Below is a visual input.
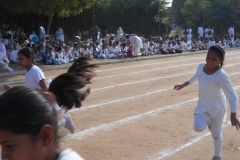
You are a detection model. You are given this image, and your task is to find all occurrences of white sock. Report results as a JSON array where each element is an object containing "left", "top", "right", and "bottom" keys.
[{"left": 58, "top": 117, "right": 67, "bottom": 127}]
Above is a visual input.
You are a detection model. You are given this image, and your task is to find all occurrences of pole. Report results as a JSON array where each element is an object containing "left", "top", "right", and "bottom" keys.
[
  {"left": 159, "top": 1, "right": 161, "bottom": 36},
  {"left": 204, "top": 0, "right": 205, "bottom": 24},
  {"left": 92, "top": 0, "right": 95, "bottom": 57}
]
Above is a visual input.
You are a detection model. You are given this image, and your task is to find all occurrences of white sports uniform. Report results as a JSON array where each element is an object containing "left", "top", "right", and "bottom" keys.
[
  {"left": 57, "top": 149, "right": 84, "bottom": 160},
  {"left": 187, "top": 63, "right": 238, "bottom": 158},
  {"left": 25, "top": 65, "right": 64, "bottom": 120}
]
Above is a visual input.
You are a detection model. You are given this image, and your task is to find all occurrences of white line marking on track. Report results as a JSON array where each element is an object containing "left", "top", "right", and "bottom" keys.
[
  {"left": 69, "top": 70, "right": 240, "bottom": 112},
  {"left": 64, "top": 98, "right": 198, "bottom": 140},
  {"left": 93, "top": 60, "right": 240, "bottom": 80},
  {"left": 69, "top": 88, "right": 171, "bottom": 112},
  {"left": 65, "top": 85, "right": 240, "bottom": 140},
  {"left": 0, "top": 54, "right": 239, "bottom": 85},
  {"left": 156, "top": 121, "right": 233, "bottom": 160},
  {"left": 95, "top": 51, "right": 238, "bottom": 73},
  {"left": 91, "top": 72, "right": 195, "bottom": 92}
]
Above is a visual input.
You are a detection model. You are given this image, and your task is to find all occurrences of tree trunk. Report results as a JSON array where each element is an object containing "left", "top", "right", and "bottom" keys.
[
  {"left": 165, "top": 23, "right": 168, "bottom": 35},
  {"left": 46, "top": 15, "right": 53, "bottom": 34}
]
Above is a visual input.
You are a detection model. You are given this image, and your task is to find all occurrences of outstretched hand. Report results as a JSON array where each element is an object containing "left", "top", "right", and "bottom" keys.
[
  {"left": 173, "top": 84, "right": 185, "bottom": 91},
  {"left": 230, "top": 113, "right": 240, "bottom": 130}
]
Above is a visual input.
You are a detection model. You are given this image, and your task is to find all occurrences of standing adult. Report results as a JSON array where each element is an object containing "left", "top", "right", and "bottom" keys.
[
  {"left": 94, "top": 25, "right": 100, "bottom": 40},
  {"left": 198, "top": 25, "right": 204, "bottom": 39},
  {"left": 186, "top": 27, "right": 192, "bottom": 43},
  {"left": 126, "top": 34, "right": 143, "bottom": 57},
  {"left": 39, "top": 23, "right": 45, "bottom": 43},
  {"left": 116, "top": 27, "right": 124, "bottom": 41},
  {"left": 228, "top": 26, "right": 234, "bottom": 43},
  {"left": 209, "top": 27, "right": 215, "bottom": 39},
  {"left": 59, "top": 27, "right": 64, "bottom": 42},
  {"left": 204, "top": 26, "right": 210, "bottom": 39},
  {"left": 55, "top": 27, "right": 61, "bottom": 41}
]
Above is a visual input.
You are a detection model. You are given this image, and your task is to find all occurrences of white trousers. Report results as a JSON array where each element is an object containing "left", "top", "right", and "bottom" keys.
[
  {"left": 133, "top": 45, "right": 139, "bottom": 56},
  {"left": 187, "top": 34, "right": 192, "bottom": 42},
  {"left": 194, "top": 106, "right": 225, "bottom": 157}
]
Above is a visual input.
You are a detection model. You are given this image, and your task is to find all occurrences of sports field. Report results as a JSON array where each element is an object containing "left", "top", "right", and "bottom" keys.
[{"left": 1, "top": 50, "right": 240, "bottom": 160}]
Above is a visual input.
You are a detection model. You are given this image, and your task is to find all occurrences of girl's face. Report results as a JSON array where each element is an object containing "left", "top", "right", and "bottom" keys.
[
  {"left": 0, "top": 130, "right": 45, "bottom": 160},
  {"left": 18, "top": 54, "right": 32, "bottom": 68},
  {"left": 206, "top": 51, "right": 223, "bottom": 69}
]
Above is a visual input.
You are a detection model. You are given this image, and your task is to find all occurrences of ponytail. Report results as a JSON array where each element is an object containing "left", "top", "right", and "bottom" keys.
[{"left": 48, "top": 57, "right": 98, "bottom": 111}]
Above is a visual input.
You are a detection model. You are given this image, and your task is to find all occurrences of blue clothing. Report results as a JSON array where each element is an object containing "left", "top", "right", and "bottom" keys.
[
  {"left": 31, "top": 34, "right": 38, "bottom": 45},
  {"left": 94, "top": 26, "right": 99, "bottom": 39},
  {"left": 55, "top": 30, "right": 61, "bottom": 40},
  {"left": 42, "top": 51, "right": 49, "bottom": 64}
]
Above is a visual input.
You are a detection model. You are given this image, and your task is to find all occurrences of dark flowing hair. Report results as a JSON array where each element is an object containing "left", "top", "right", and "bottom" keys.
[{"left": 49, "top": 57, "right": 97, "bottom": 111}]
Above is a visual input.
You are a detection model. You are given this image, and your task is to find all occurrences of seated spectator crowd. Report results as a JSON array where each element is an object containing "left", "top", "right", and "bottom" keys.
[{"left": 1, "top": 26, "right": 238, "bottom": 66}]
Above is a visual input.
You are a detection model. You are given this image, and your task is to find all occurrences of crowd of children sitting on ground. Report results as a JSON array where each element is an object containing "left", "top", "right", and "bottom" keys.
[{"left": 1, "top": 28, "right": 239, "bottom": 66}]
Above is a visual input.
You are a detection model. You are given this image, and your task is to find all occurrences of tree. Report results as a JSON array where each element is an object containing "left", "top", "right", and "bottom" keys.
[
  {"left": 0, "top": 0, "right": 93, "bottom": 33},
  {"left": 207, "top": 0, "right": 240, "bottom": 34}
]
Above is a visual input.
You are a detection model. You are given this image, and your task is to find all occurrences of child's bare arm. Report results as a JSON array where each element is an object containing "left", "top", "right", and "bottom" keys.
[
  {"left": 174, "top": 81, "right": 190, "bottom": 90},
  {"left": 230, "top": 113, "right": 240, "bottom": 130}
]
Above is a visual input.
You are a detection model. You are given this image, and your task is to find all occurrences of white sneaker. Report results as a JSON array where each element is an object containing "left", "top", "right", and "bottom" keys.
[{"left": 64, "top": 115, "right": 75, "bottom": 134}]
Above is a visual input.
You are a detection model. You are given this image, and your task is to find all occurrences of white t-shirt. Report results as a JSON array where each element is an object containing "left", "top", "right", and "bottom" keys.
[
  {"left": 57, "top": 149, "right": 84, "bottom": 160},
  {"left": 25, "top": 65, "right": 45, "bottom": 90},
  {"left": 188, "top": 63, "right": 238, "bottom": 118}
]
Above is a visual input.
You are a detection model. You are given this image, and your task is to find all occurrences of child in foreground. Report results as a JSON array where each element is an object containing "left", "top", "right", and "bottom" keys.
[
  {"left": 174, "top": 45, "right": 240, "bottom": 160},
  {"left": 0, "top": 57, "right": 97, "bottom": 159}
]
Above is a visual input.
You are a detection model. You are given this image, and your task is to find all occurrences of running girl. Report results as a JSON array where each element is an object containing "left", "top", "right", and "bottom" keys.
[
  {"left": 4, "top": 48, "right": 95, "bottom": 134},
  {"left": 174, "top": 45, "right": 240, "bottom": 160},
  {"left": 0, "top": 56, "right": 96, "bottom": 159}
]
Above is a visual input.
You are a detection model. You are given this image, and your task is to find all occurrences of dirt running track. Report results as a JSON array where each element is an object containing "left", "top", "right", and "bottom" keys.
[{"left": 1, "top": 50, "right": 240, "bottom": 160}]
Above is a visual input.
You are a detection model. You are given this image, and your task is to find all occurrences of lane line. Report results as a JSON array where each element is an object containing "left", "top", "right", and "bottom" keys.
[
  {"left": 69, "top": 70, "right": 240, "bottom": 112},
  {"left": 93, "top": 60, "right": 240, "bottom": 80},
  {"left": 69, "top": 88, "right": 171, "bottom": 112},
  {"left": 65, "top": 98, "right": 198, "bottom": 140},
  {"left": 91, "top": 72, "right": 195, "bottom": 92},
  {"left": 155, "top": 121, "right": 234, "bottom": 160},
  {"left": 0, "top": 53, "right": 239, "bottom": 86},
  {"left": 95, "top": 51, "right": 239, "bottom": 72},
  {"left": 65, "top": 85, "right": 240, "bottom": 140}
]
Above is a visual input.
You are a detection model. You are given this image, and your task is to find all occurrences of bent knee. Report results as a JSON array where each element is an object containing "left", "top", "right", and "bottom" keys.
[{"left": 194, "top": 125, "right": 206, "bottom": 132}]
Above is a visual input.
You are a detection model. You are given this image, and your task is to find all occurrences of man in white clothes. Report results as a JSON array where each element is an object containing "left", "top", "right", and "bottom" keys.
[
  {"left": 198, "top": 25, "right": 203, "bottom": 38},
  {"left": 228, "top": 26, "right": 234, "bottom": 43},
  {"left": 186, "top": 27, "right": 192, "bottom": 42},
  {"left": 209, "top": 27, "right": 214, "bottom": 38},
  {"left": 204, "top": 26, "right": 210, "bottom": 39},
  {"left": 116, "top": 27, "right": 124, "bottom": 41},
  {"left": 126, "top": 34, "right": 143, "bottom": 57},
  {"left": 39, "top": 23, "right": 45, "bottom": 43}
]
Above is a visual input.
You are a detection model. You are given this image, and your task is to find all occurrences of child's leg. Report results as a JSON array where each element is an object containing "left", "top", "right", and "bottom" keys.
[
  {"left": 0, "top": 61, "right": 14, "bottom": 74},
  {"left": 210, "top": 107, "right": 225, "bottom": 158},
  {"left": 52, "top": 101, "right": 75, "bottom": 134},
  {"left": 194, "top": 113, "right": 209, "bottom": 132}
]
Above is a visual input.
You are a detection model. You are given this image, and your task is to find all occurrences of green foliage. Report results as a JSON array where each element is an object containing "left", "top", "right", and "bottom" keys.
[
  {"left": 0, "top": 0, "right": 172, "bottom": 38},
  {"left": 172, "top": 0, "right": 240, "bottom": 34},
  {"left": 0, "top": 0, "right": 93, "bottom": 17}
]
